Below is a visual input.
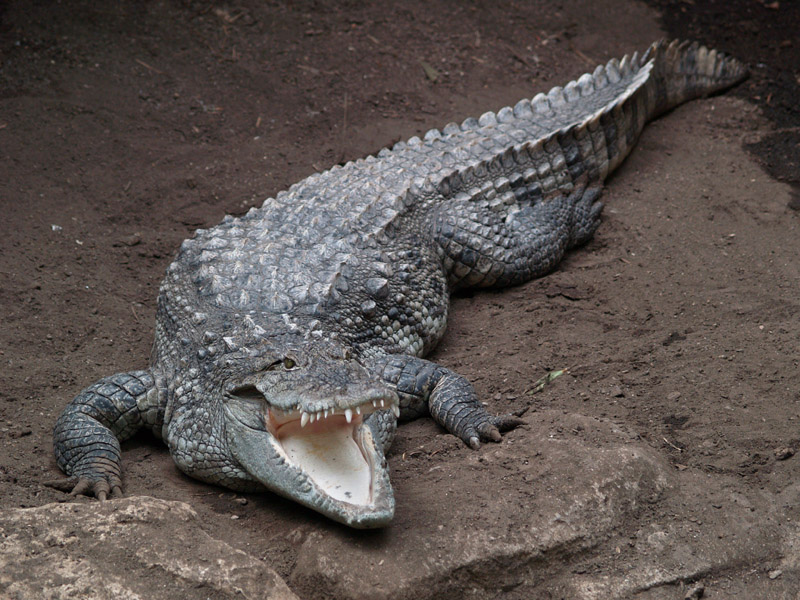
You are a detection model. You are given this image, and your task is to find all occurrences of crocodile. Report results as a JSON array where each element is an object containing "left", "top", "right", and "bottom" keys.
[{"left": 49, "top": 40, "right": 746, "bottom": 528}]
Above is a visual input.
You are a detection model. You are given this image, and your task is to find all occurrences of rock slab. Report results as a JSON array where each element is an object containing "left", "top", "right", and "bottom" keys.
[{"left": 0, "top": 496, "right": 298, "bottom": 600}]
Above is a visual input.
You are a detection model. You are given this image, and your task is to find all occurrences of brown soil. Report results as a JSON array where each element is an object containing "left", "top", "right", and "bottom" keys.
[{"left": 1, "top": 0, "right": 799, "bottom": 597}]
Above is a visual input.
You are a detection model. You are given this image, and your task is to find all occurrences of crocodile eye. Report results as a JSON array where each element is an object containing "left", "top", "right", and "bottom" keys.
[{"left": 283, "top": 357, "right": 297, "bottom": 370}]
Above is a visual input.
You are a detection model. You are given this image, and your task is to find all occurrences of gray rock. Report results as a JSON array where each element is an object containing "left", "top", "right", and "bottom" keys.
[{"left": 0, "top": 496, "right": 298, "bottom": 600}]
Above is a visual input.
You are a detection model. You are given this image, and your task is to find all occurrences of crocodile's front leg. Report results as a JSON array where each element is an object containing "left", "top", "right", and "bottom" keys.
[
  {"left": 47, "top": 370, "right": 163, "bottom": 499},
  {"left": 373, "top": 354, "right": 521, "bottom": 449}
]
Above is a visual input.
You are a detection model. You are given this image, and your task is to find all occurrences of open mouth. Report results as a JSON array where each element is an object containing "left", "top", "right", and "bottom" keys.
[
  {"left": 224, "top": 381, "right": 399, "bottom": 526},
  {"left": 267, "top": 398, "right": 400, "bottom": 506}
]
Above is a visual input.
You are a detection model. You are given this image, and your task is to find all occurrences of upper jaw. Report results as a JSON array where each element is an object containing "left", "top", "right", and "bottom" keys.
[{"left": 268, "top": 390, "right": 401, "bottom": 431}]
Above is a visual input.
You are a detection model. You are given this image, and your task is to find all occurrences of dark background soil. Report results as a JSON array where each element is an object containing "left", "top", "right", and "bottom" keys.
[
  {"left": 1, "top": 1, "right": 799, "bottom": 598},
  {"left": 648, "top": 0, "right": 800, "bottom": 204}
]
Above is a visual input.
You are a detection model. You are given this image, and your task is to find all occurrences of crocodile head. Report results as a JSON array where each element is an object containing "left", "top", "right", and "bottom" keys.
[{"left": 220, "top": 339, "right": 399, "bottom": 528}]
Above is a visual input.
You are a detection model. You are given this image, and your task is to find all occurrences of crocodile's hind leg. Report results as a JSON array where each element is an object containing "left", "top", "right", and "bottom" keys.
[
  {"left": 373, "top": 354, "right": 521, "bottom": 449},
  {"left": 47, "top": 371, "right": 163, "bottom": 499},
  {"left": 433, "top": 181, "right": 603, "bottom": 290}
]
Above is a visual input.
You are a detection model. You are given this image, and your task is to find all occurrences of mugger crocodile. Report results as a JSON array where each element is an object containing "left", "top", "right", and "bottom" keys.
[{"left": 48, "top": 40, "right": 746, "bottom": 527}]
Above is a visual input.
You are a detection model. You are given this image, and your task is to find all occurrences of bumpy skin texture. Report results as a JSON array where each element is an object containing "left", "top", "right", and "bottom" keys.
[{"left": 50, "top": 40, "right": 746, "bottom": 527}]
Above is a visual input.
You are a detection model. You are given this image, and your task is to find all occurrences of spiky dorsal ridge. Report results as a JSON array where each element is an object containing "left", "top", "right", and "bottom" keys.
[
  {"left": 277, "top": 43, "right": 646, "bottom": 202},
  {"left": 646, "top": 39, "right": 747, "bottom": 81},
  {"left": 311, "top": 39, "right": 744, "bottom": 180},
  {"left": 398, "top": 39, "right": 747, "bottom": 206},
  {"left": 197, "top": 40, "right": 746, "bottom": 240},
  {"left": 400, "top": 47, "right": 653, "bottom": 205}
]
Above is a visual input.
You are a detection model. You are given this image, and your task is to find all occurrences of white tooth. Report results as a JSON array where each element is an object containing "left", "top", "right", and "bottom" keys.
[
  {"left": 372, "top": 400, "right": 377, "bottom": 408},
  {"left": 324, "top": 409, "right": 329, "bottom": 419},
  {"left": 380, "top": 399, "right": 385, "bottom": 408},
  {"left": 345, "top": 408, "right": 353, "bottom": 423},
  {"left": 300, "top": 412, "right": 309, "bottom": 428},
  {"left": 392, "top": 404, "right": 400, "bottom": 418},
  {"left": 355, "top": 405, "right": 361, "bottom": 415}
]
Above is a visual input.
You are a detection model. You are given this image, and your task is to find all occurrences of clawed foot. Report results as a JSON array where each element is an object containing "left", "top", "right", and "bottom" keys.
[
  {"left": 464, "top": 414, "right": 524, "bottom": 450},
  {"left": 45, "top": 475, "right": 123, "bottom": 501}
]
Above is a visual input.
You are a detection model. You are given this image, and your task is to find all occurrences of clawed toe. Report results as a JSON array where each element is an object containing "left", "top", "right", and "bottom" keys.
[
  {"left": 44, "top": 475, "right": 123, "bottom": 501},
  {"left": 44, "top": 476, "right": 81, "bottom": 493},
  {"left": 493, "top": 414, "right": 524, "bottom": 432},
  {"left": 463, "top": 413, "right": 523, "bottom": 449},
  {"left": 70, "top": 478, "right": 95, "bottom": 497},
  {"left": 477, "top": 422, "right": 503, "bottom": 443}
]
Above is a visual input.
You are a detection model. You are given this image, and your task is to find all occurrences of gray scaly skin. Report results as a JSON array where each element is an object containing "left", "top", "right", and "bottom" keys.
[{"left": 49, "top": 40, "right": 746, "bottom": 527}]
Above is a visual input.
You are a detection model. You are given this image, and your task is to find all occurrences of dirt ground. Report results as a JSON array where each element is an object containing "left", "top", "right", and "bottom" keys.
[{"left": 1, "top": 0, "right": 799, "bottom": 598}]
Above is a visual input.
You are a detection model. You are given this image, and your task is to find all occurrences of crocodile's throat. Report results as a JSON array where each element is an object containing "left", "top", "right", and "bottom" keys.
[
  {"left": 268, "top": 400, "right": 399, "bottom": 505},
  {"left": 223, "top": 385, "right": 398, "bottom": 527}
]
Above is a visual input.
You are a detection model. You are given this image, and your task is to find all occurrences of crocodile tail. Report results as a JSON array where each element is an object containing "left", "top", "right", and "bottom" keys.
[
  {"left": 564, "top": 39, "right": 747, "bottom": 178},
  {"left": 645, "top": 39, "right": 748, "bottom": 116}
]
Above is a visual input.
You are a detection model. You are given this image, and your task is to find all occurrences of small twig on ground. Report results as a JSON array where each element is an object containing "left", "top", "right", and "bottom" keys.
[
  {"left": 366, "top": 33, "right": 399, "bottom": 58},
  {"left": 663, "top": 437, "right": 683, "bottom": 452},
  {"left": 525, "top": 369, "right": 568, "bottom": 395},
  {"left": 135, "top": 58, "right": 164, "bottom": 74},
  {"left": 516, "top": 368, "right": 569, "bottom": 417},
  {"left": 420, "top": 61, "right": 439, "bottom": 82},
  {"left": 567, "top": 42, "right": 597, "bottom": 67},
  {"left": 502, "top": 42, "right": 535, "bottom": 70}
]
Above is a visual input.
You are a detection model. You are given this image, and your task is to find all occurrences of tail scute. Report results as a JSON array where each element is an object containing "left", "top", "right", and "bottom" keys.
[{"left": 645, "top": 39, "right": 748, "bottom": 114}]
